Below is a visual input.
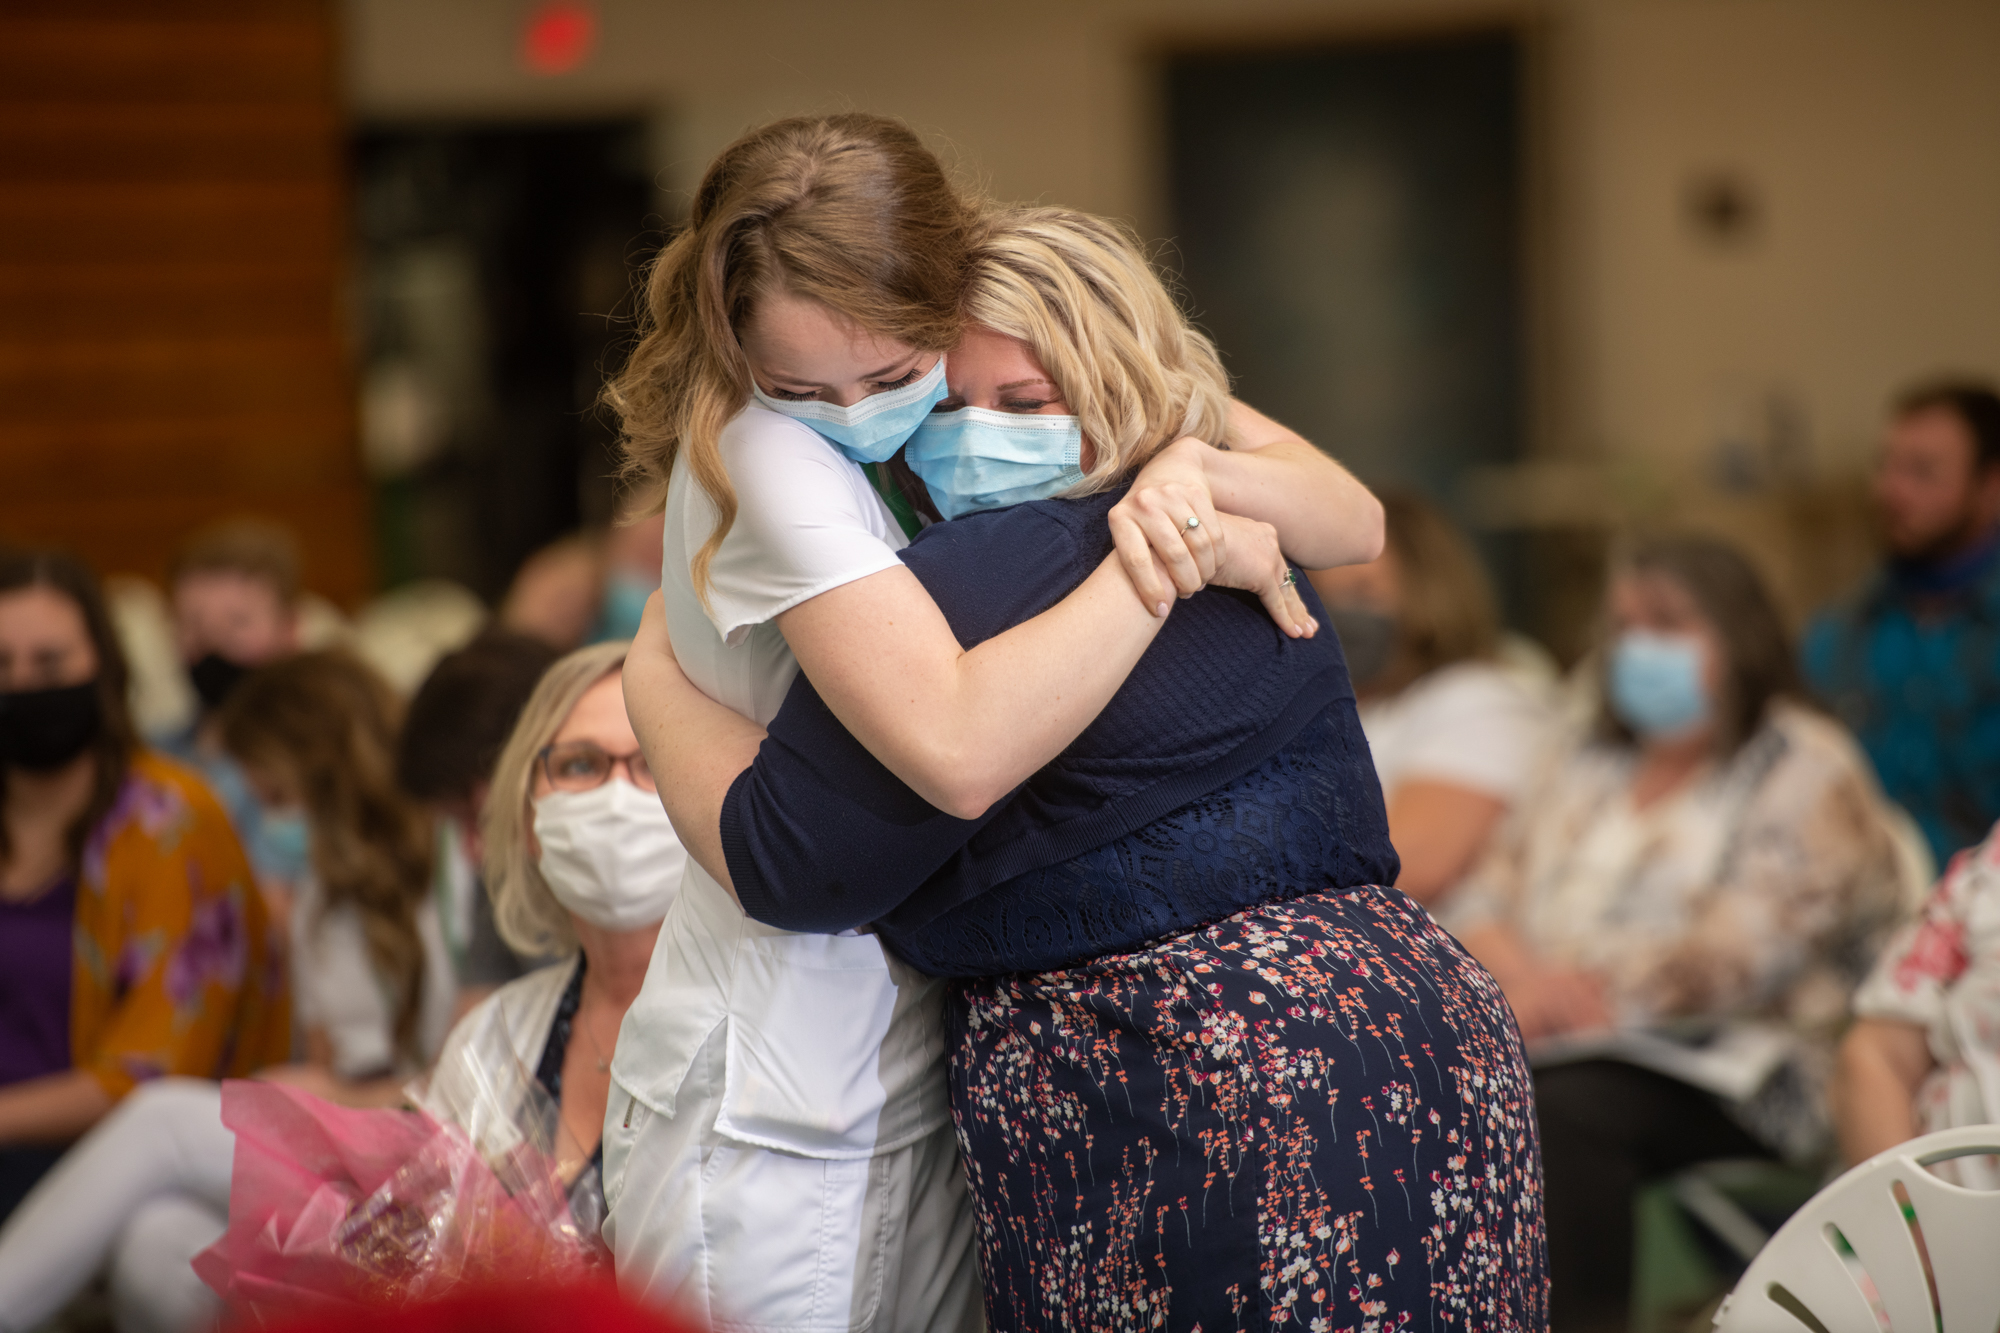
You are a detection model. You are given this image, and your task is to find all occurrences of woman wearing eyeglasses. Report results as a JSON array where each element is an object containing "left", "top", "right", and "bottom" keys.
[
  {"left": 426, "top": 640, "right": 682, "bottom": 1218},
  {"left": 0, "top": 644, "right": 679, "bottom": 1332}
]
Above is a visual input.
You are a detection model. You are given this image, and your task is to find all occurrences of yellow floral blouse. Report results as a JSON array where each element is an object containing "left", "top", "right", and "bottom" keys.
[{"left": 70, "top": 751, "right": 292, "bottom": 1099}]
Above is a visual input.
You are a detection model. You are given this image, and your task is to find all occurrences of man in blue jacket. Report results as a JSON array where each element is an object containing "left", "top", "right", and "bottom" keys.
[{"left": 1805, "top": 380, "right": 2000, "bottom": 867}]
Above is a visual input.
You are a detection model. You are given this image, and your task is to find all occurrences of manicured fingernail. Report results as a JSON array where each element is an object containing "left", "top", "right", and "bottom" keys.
[{"left": 1156, "top": 602, "right": 1171, "bottom": 617}]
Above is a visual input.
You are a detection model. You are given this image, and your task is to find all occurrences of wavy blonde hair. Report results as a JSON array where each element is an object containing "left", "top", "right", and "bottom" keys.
[
  {"left": 605, "top": 114, "right": 979, "bottom": 602},
  {"left": 479, "top": 640, "right": 628, "bottom": 958},
  {"left": 217, "top": 650, "right": 431, "bottom": 1060},
  {"left": 962, "top": 207, "right": 1233, "bottom": 489}
]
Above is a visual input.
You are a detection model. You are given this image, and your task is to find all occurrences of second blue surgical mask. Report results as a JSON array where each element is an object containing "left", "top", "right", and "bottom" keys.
[
  {"left": 750, "top": 356, "right": 949, "bottom": 463},
  {"left": 902, "top": 407, "right": 1086, "bottom": 520},
  {"left": 254, "top": 807, "right": 313, "bottom": 884},
  {"left": 1607, "top": 630, "right": 1711, "bottom": 738}
]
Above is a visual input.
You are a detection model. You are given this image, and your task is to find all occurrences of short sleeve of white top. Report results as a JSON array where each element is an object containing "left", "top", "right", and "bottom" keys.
[
  {"left": 1357, "top": 661, "right": 1549, "bottom": 803},
  {"left": 291, "top": 874, "right": 457, "bottom": 1079},
  {"left": 619, "top": 405, "right": 949, "bottom": 1159},
  {"left": 659, "top": 405, "right": 906, "bottom": 726}
]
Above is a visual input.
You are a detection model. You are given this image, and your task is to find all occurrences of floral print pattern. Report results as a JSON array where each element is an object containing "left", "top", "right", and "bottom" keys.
[
  {"left": 949, "top": 886, "right": 1547, "bottom": 1333},
  {"left": 64, "top": 751, "right": 291, "bottom": 1099},
  {"left": 1851, "top": 819, "right": 2000, "bottom": 1183}
]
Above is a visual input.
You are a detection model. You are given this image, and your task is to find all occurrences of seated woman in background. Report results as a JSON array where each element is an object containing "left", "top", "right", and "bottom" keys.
[
  {"left": 428, "top": 640, "right": 683, "bottom": 1220},
  {"left": 1834, "top": 816, "right": 2000, "bottom": 1181},
  {"left": 0, "top": 649, "right": 455, "bottom": 1333},
  {"left": 1450, "top": 534, "right": 1906, "bottom": 1333},
  {"left": 0, "top": 549, "right": 288, "bottom": 1224},
  {"left": 1310, "top": 491, "right": 1552, "bottom": 905}
]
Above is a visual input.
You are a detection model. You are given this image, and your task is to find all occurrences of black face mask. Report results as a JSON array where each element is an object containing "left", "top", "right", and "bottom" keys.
[
  {"left": 188, "top": 653, "right": 251, "bottom": 712},
  {"left": 1328, "top": 608, "right": 1399, "bottom": 688},
  {"left": 0, "top": 681, "right": 104, "bottom": 772}
]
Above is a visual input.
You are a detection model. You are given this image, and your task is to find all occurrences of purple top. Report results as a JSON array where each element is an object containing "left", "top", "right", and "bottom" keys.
[{"left": 0, "top": 875, "right": 75, "bottom": 1086}]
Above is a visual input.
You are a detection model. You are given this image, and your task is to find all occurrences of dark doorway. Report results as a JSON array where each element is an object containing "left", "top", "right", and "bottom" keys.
[
  {"left": 1164, "top": 31, "right": 1527, "bottom": 604},
  {"left": 353, "top": 121, "right": 655, "bottom": 601}
]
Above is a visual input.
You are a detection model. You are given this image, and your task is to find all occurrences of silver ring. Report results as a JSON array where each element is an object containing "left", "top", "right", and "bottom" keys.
[
  {"left": 1281, "top": 568, "right": 1297, "bottom": 587},
  {"left": 1184, "top": 515, "right": 1201, "bottom": 531}
]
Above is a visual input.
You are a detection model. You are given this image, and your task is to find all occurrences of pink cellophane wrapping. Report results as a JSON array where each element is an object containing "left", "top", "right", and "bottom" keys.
[{"left": 193, "top": 1080, "right": 607, "bottom": 1319}]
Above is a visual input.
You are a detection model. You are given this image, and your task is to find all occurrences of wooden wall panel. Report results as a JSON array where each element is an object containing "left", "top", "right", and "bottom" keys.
[{"left": 0, "top": 0, "right": 368, "bottom": 607}]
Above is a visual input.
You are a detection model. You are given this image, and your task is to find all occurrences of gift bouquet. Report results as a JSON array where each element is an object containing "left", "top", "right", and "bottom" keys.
[{"left": 194, "top": 1018, "right": 609, "bottom": 1320}]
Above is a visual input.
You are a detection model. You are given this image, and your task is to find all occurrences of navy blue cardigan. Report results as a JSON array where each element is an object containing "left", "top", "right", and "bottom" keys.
[{"left": 719, "top": 489, "right": 1399, "bottom": 968}]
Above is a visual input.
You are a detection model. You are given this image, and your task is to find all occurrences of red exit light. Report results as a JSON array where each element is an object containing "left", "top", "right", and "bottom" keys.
[{"left": 520, "top": 0, "right": 597, "bottom": 76}]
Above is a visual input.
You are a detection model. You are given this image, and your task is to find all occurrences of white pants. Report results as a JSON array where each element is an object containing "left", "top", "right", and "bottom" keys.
[
  {"left": 603, "top": 1026, "right": 982, "bottom": 1333},
  {"left": 0, "top": 1080, "right": 228, "bottom": 1333}
]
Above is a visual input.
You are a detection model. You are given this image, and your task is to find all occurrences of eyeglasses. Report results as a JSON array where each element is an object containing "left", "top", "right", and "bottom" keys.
[{"left": 537, "top": 741, "right": 656, "bottom": 794}]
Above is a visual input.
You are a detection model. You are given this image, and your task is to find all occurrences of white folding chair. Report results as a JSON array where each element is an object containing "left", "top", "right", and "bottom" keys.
[{"left": 1712, "top": 1124, "right": 2000, "bottom": 1332}]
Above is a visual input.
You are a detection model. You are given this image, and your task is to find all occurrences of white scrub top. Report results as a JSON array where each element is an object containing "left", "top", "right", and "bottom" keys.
[{"left": 610, "top": 407, "right": 951, "bottom": 1159}]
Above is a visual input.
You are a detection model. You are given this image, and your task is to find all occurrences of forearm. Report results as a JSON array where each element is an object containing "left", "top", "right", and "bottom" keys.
[
  {"left": 782, "top": 554, "right": 1166, "bottom": 819},
  {"left": 1206, "top": 436, "right": 1383, "bottom": 569},
  {"left": 1832, "top": 1020, "right": 1932, "bottom": 1164},
  {"left": 0, "top": 1069, "right": 114, "bottom": 1145}
]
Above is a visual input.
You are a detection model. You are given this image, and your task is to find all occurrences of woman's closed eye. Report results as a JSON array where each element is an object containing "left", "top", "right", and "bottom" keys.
[
  {"left": 1001, "top": 396, "right": 1061, "bottom": 413},
  {"left": 873, "top": 365, "right": 924, "bottom": 390}
]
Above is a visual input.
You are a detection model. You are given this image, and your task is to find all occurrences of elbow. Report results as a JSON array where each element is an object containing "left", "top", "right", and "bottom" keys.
[
  {"left": 1349, "top": 492, "right": 1386, "bottom": 564},
  {"left": 929, "top": 777, "right": 1004, "bottom": 822},
  {"left": 908, "top": 745, "right": 1007, "bottom": 820}
]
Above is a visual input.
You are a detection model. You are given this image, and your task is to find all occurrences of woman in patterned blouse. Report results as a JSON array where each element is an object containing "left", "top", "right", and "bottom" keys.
[
  {"left": 0, "top": 549, "right": 290, "bottom": 1224},
  {"left": 1451, "top": 535, "right": 1907, "bottom": 1332},
  {"left": 1835, "top": 817, "right": 2000, "bottom": 1182}
]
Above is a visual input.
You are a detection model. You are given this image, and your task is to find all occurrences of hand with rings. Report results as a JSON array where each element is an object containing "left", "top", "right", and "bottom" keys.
[{"left": 1108, "top": 437, "right": 1227, "bottom": 613}]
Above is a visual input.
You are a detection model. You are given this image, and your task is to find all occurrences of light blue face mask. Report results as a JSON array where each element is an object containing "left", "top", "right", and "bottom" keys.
[
  {"left": 902, "top": 406, "right": 1086, "bottom": 520},
  {"left": 253, "top": 807, "right": 313, "bottom": 883},
  {"left": 1607, "top": 630, "right": 1711, "bottom": 738},
  {"left": 749, "top": 356, "right": 949, "bottom": 463},
  {"left": 593, "top": 569, "right": 655, "bottom": 643}
]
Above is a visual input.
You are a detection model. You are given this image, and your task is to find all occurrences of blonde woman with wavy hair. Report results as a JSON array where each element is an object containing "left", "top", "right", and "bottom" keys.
[
  {"left": 424, "top": 641, "right": 680, "bottom": 1225},
  {"left": 631, "top": 204, "right": 1548, "bottom": 1331},
  {"left": 605, "top": 114, "right": 1385, "bottom": 1332}
]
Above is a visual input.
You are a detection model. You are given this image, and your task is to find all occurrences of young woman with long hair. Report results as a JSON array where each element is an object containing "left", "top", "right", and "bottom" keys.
[
  {"left": 602, "top": 114, "right": 1385, "bottom": 1332},
  {"left": 627, "top": 206, "right": 1548, "bottom": 1332}
]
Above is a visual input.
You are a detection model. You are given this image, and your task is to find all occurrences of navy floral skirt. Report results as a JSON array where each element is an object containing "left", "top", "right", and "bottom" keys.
[{"left": 948, "top": 885, "right": 1548, "bottom": 1333}]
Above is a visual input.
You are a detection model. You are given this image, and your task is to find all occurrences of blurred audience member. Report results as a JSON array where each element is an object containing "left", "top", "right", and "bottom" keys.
[
  {"left": 592, "top": 507, "right": 665, "bottom": 645},
  {"left": 217, "top": 651, "right": 457, "bottom": 1091},
  {"left": 0, "top": 550, "right": 289, "bottom": 1222},
  {"left": 1834, "top": 818, "right": 2000, "bottom": 1182},
  {"left": 398, "top": 630, "right": 562, "bottom": 1009},
  {"left": 0, "top": 651, "right": 457, "bottom": 1333},
  {"left": 163, "top": 519, "right": 308, "bottom": 912},
  {"left": 501, "top": 534, "right": 604, "bottom": 652},
  {"left": 1311, "top": 493, "right": 1551, "bottom": 905},
  {"left": 429, "top": 641, "right": 682, "bottom": 1221},
  {"left": 1451, "top": 535, "right": 1904, "bottom": 1333},
  {"left": 1804, "top": 380, "right": 2000, "bottom": 867}
]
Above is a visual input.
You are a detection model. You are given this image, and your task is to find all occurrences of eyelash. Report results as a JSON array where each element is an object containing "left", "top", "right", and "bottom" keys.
[
  {"left": 1004, "top": 398, "right": 1054, "bottom": 412},
  {"left": 767, "top": 365, "right": 924, "bottom": 402}
]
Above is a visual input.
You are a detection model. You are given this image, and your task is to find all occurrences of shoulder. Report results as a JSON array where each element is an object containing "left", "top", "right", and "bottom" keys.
[
  {"left": 430, "top": 958, "right": 578, "bottom": 1106},
  {"left": 1758, "top": 700, "right": 1875, "bottom": 783},
  {"left": 902, "top": 497, "right": 1087, "bottom": 570},
  {"left": 85, "top": 751, "right": 239, "bottom": 880},
  {"left": 1405, "top": 661, "right": 1542, "bottom": 722}
]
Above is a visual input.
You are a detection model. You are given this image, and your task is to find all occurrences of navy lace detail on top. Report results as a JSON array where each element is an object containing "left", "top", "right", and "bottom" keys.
[{"left": 879, "top": 701, "right": 1395, "bottom": 976}]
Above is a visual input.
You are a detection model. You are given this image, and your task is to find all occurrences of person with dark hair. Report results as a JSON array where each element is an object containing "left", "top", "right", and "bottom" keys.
[
  {"left": 161, "top": 517, "right": 310, "bottom": 923},
  {"left": 397, "top": 629, "right": 560, "bottom": 1002},
  {"left": 1449, "top": 534, "right": 1906, "bottom": 1332},
  {"left": 0, "top": 548, "right": 290, "bottom": 1223},
  {"left": 1804, "top": 378, "right": 2000, "bottom": 866},
  {"left": 0, "top": 649, "right": 456, "bottom": 1333},
  {"left": 1311, "top": 491, "right": 1553, "bottom": 906}
]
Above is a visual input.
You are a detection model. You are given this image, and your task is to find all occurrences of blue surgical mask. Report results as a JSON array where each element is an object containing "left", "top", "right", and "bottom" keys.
[
  {"left": 254, "top": 807, "right": 313, "bottom": 883},
  {"left": 1607, "top": 631, "right": 1711, "bottom": 738},
  {"left": 750, "top": 357, "right": 949, "bottom": 463},
  {"left": 902, "top": 407, "right": 1085, "bottom": 520},
  {"left": 594, "top": 569, "right": 655, "bottom": 643}
]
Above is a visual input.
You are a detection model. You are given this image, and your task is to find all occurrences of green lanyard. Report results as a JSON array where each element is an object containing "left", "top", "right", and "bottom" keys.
[{"left": 862, "top": 461, "right": 925, "bottom": 541}]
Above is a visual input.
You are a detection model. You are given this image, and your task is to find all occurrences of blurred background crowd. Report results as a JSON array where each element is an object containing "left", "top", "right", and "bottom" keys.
[{"left": 4, "top": 1, "right": 2000, "bottom": 1331}]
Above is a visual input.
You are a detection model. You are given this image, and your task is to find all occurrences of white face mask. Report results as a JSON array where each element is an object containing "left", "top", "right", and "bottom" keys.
[{"left": 532, "top": 779, "right": 685, "bottom": 931}]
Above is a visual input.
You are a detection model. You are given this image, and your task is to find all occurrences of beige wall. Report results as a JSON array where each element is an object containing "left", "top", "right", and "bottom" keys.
[{"left": 346, "top": 0, "right": 2000, "bottom": 615}]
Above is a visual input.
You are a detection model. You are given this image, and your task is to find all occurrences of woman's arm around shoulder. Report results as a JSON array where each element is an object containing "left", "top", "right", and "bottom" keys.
[{"left": 1109, "top": 399, "right": 1385, "bottom": 609}]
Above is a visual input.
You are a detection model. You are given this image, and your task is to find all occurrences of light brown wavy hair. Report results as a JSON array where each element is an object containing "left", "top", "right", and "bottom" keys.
[
  {"left": 962, "top": 207, "right": 1233, "bottom": 487},
  {"left": 1378, "top": 491, "right": 1501, "bottom": 691},
  {"left": 605, "top": 113, "right": 979, "bottom": 602},
  {"left": 218, "top": 650, "right": 431, "bottom": 1060},
  {"left": 480, "top": 640, "right": 628, "bottom": 959}
]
